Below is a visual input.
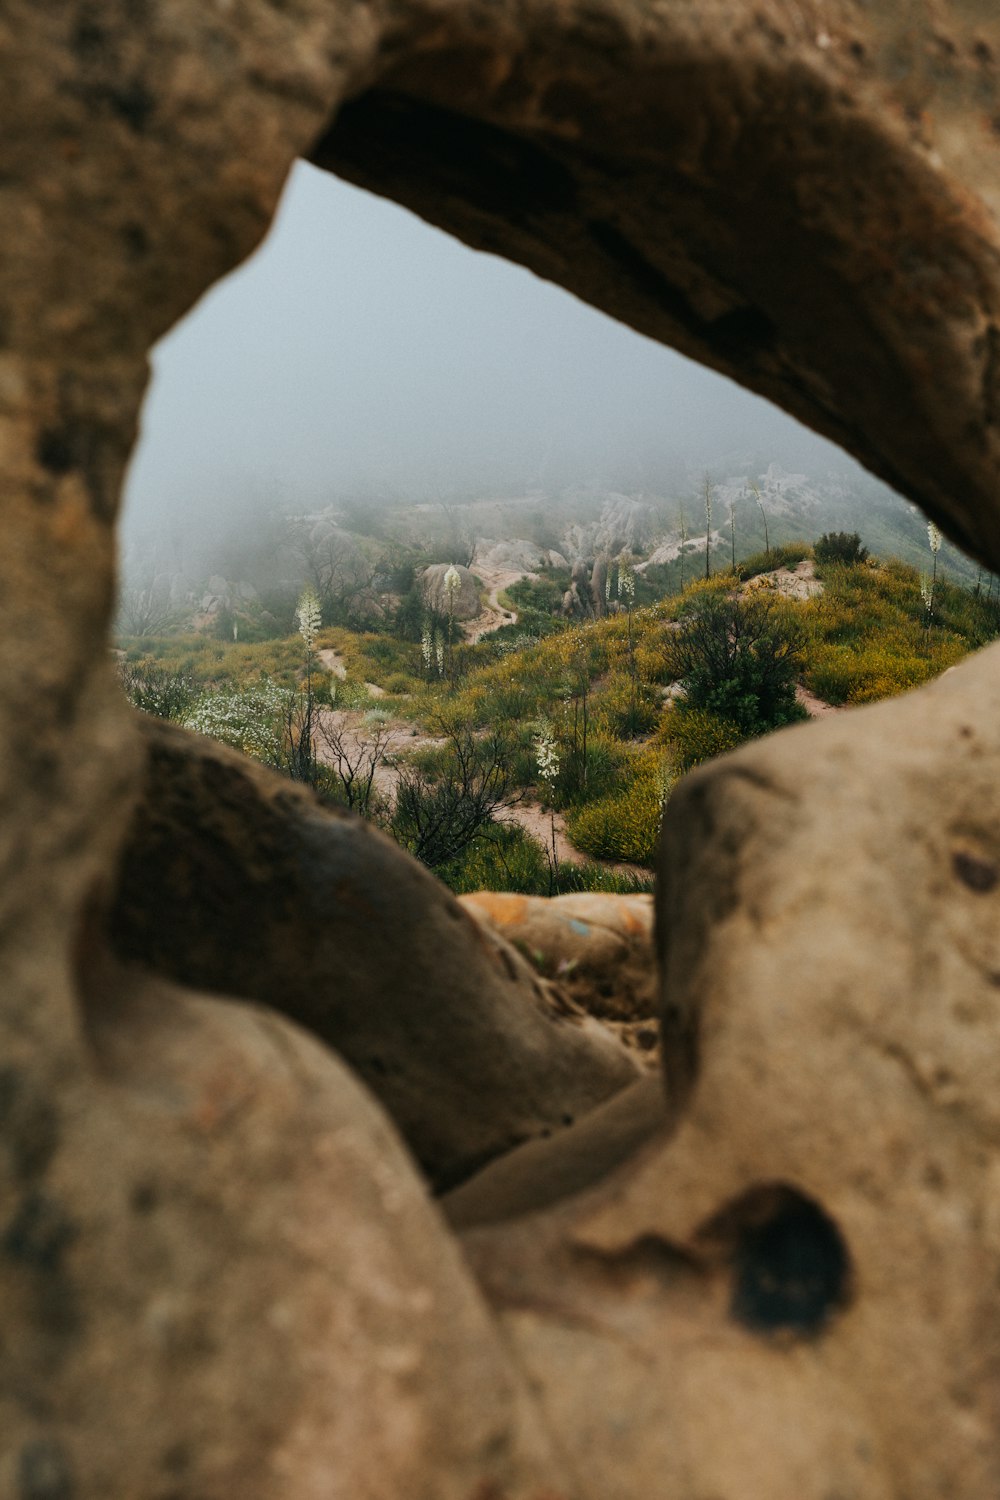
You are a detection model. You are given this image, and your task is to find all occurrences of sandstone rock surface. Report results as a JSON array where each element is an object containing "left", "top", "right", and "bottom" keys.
[
  {"left": 8, "top": 3, "right": 1000, "bottom": 1497},
  {"left": 459, "top": 642, "right": 1000, "bottom": 1499},
  {"left": 110, "top": 716, "right": 640, "bottom": 1189},
  {"left": 1, "top": 945, "right": 572, "bottom": 1500},
  {"left": 445, "top": 1073, "right": 666, "bottom": 1229},
  {"left": 460, "top": 890, "right": 657, "bottom": 1023},
  {"left": 315, "top": 3, "right": 1000, "bottom": 569}
]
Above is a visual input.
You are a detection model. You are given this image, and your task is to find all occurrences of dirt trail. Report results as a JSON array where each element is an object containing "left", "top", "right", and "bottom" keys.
[
  {"left": 796, "top": 684, "right": 844, "bottom": 718},
  {"left": 317, "top": 647, "right": 386, "bottom": 698},
  {"left": 465, "top": 566, "right": 533, "bottom": 643},
  {"left": 508, "top": 800, "right": 646, "bottom": 878}
]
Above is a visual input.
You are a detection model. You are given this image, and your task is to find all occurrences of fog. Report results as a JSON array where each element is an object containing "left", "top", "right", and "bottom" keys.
[{"left": 122, "top": 159, "right": 859, "bottom": 549}]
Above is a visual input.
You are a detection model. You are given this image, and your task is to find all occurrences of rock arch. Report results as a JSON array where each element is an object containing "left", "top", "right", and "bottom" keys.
[{"left": 4, "top": 3, "right": 1000, "bottom": 1496}]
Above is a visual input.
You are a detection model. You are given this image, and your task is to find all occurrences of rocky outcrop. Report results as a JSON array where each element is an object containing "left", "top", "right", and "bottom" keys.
[
  {"left": 8, "top": 3, "right": 1000, "bottom": 1496},
  {"left": 2, "top": 948, "right": 570, "bottom": 1500},
  {"left": 418, "top": 562, "right": 481, "bottom": 620},
  {"left": 456, "top": 641, "right": 1000, "bottom": 1500},
  {"left": 445, "top": 1073, "right": 666, "bottom": 1229},
  {"left": 110, "top": 717, "right": 639, "bottom": 1190},
  {"left": 460, "top": 890, "right": 658, "bottom": 1026},
  {"left": 563, "top": 497, "right": 658, "bottom": 562},
  {"left": 474, "top": 537, "right": 568, "bottom": 571}
]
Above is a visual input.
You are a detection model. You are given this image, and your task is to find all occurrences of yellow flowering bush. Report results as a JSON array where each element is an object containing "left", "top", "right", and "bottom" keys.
[{"left": 660, "top": 706, "right": 744, "bottom": 769}]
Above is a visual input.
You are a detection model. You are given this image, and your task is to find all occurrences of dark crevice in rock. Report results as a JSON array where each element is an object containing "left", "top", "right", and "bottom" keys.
[{"left": 698, "top": 1184, "right": 852, "bottom": 1337}]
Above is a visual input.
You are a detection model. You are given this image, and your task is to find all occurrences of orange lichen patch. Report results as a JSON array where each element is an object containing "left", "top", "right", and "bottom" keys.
[
  {"left": 619, "top": 904, "right": 649, "bottom": 936},
  {"left": 462, "top": 892, "right": 530, "bottom": 925}
]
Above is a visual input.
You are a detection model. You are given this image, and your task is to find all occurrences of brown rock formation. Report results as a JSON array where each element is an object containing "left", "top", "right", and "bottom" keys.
[
  {"left": 313, "top": 4, "right": 1000, "bottom": 569},
  {"left": 458, "top": 642, "right": 1000, "bottom": 1499},
  {"left": 4, "top": 945, "right": 571, "bottom": 1498},
  {"left": 460, "top": 890, "right": 658, "bottom": 1024},
  {"left": 110, "top": 717, "right": 639, "bottom": 1189},
  {"left": 6, "top": 2, "right": 1000, "bottom": 1495}
]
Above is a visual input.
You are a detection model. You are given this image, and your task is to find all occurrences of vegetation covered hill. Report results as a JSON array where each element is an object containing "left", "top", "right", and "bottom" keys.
[{"left": 118, "top": 536, "right": 1000, "bottom": 896}]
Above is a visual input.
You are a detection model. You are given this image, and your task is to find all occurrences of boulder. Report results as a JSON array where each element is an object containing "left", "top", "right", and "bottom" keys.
[
  {"left": 8, "top": 3, "right": 1000, "bottom": 1496},
  {"left": 418, "top": 563, "right": 480, "bottom": 620},
  {"left": 445, "top": 1074, "right": 666, "bottom": 1230},
  {"left": 0, "top": 945, "right": 571, "bottom": 1500},
  {"left": 459, "top": 891, "right": 657, "bottom": 1024},
  {"left": 110, "top": 716, "right": 640, "bottom": 1190},
  {"left": 458, "top": 642, "right": 1000, "bottom": 1499}
]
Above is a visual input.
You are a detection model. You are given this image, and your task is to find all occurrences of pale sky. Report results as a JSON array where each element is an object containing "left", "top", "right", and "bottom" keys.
[{"left": 122, "top": 159, "right": 855, "bottom": 542}]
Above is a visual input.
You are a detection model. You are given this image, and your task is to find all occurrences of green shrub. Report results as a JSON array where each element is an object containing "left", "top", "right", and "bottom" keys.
[
  {"left": 669, "top": 591, "right": 807, "bottom": 735},
  {"left": 592, "top": 676, "right": 661, "bottom": 738},
  {"left": 815, "top": 531, "right": 869, "bottom": 566},
  {"left": 437, "top": 822, "right": 551, "bottom": 894},
  {"left": 662, "top": 706, "right": 744, "bottom": 770},
  {"left": 553, "top": 862, "right": 655, "bottom": 894},
  {"left": 383, "top": 672, "right": 417, "bottom": 695},
  {"left": 330, "top": 680, "right": 373, "bottom": 709},
  {"left": 183, "top": 681, "right": 293, "bottom": 768},
  {"left": 117, "top": 659, "right": 196, "bottom": 721},
  {"left": 565, "top": 776, "right": 665, "bottom": 866}
]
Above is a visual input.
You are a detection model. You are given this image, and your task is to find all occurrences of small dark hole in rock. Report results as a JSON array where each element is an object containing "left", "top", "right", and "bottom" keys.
[
  {"left": 700, "top": 1184, "right": 851, "bottom": 1338},
  {"left": 36, "top": 429, "right": 74, "bottom": 475},
  {"left": 732, "top": 1195, "right": 849, "bottom": 1335},
  {"left": 952, "top": 848, "right": 999, "bottom": 892}
]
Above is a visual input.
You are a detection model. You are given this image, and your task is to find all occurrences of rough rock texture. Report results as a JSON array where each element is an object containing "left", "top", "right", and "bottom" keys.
[
  {"left": 445, "top": 1074, "right": 666, "bottom": 1229},
  {"left": 2, "top": 945, "right": 571, "bottom": 1499},
  {"left": 110, "top": 716, "right": 639, "bottom": 1189},
  {"left": 459, "top": 643, "right": 1000, "bottom": 1500},
  {"left": 314, "top": 4, "right": 1000, "bottom": 569},
  {"left": 7, "top": 2, "right": 1000, "bottom": 1495},
  {"left": 419, "top": 562, "right": 481, "bottom": 619},
  {"left": 460, "top": 890, "right": 657, "bottom": 1023}
]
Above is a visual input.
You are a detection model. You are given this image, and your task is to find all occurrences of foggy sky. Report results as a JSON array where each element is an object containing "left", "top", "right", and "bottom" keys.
[{"left": 122, "top": 160, "right": 855, "bottom": 541}]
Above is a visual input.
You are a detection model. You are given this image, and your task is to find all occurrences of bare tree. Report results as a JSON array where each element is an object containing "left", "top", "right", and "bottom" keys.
[
  {"left": 292, "top": 520, "right": 383, "bottom": 625},
  {"left": 703, "top": 473, "right": 714, "bottom": 580},
  {"left": 314, "top": 711, "right": 398, "bottom": 818},
  {"left": 117, "top": 582, "right": 177, "bottom": 636},
  {"left": 391, "top": 722, "right": 519, "bottom": 869}
]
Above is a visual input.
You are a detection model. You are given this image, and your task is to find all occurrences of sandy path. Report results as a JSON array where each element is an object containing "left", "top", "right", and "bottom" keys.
[
  {"left": 317, "top": 647, "right": 386, "bottom": 697},
  {"left": 465, "top": 566, "right": 533, "bottom": 643},
  {"left": 796, "top": 684, "right": 843, "bottom": 718}
]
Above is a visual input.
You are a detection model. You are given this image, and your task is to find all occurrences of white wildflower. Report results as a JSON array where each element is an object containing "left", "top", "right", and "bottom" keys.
[
  {"left": 927, "top": 522, "right": 942, "bottom": 554},
  {"left": 920, "top": 573, "right": 933, "bottom": 610},
  {"left": 618, "top": 556, "right": 636, "bottom": 601},
  {"left": 296, "top": 587, "right": 321, "bottom": 651},
  {"left": 535, "top": 725, "right": 560, "bottom": 791}
]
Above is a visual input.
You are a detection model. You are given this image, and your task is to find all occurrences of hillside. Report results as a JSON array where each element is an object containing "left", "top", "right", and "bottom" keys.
[
  {"left": 117, "top": 458, "right": 988, "bottom": 641},
  {"left": 118, "top": 537, "right": 1000, "bottom": 897}
]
